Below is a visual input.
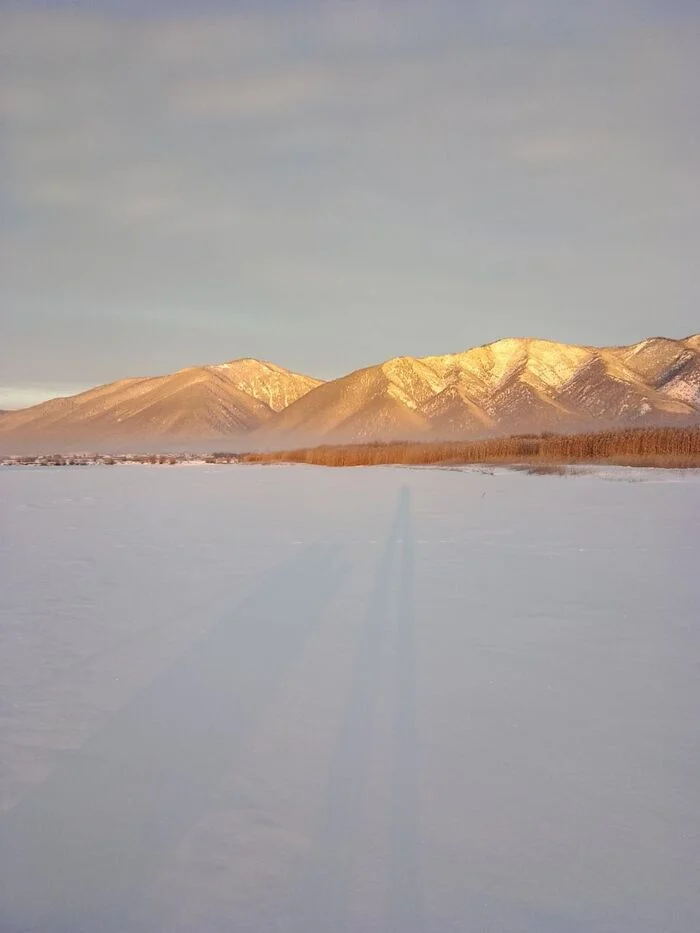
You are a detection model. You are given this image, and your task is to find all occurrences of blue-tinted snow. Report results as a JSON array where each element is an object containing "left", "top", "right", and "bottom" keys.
[{"left": 0, "top": 464, "right": 698, "bottom": 932}]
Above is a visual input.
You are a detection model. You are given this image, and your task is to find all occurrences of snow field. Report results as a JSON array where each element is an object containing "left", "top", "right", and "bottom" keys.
[{"left": 0, "top": 464, "right": 698, "bottom": 932}]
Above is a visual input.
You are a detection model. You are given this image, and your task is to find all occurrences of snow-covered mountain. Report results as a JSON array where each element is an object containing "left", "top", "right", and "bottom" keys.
[
  {"left": 256, "top": 335, "right": 700, "bottom": 445},
  {"left": 0, "top": 359, "right": 321, "bottom": 451},
  {"left": 1, "top": 336, "right": 698, "bottom": 452}
]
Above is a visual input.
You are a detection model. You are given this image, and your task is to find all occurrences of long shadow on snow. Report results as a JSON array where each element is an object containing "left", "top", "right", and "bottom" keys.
[
  {"left": 385, "top": 487, "right": 425, "bottom": 933},
  {"left": 289, "top": 487, "right": 425, "bottom": 933},
  {"left": 0, "top": 542, "right": 346, "bottom": 933}
]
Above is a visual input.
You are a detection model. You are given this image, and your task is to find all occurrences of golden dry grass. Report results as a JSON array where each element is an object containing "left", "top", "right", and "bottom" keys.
[{"left": 242, "top": 427, "right": 700, "bottom": 469}]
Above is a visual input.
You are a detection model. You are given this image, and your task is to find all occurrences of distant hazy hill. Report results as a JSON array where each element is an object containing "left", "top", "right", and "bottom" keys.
[
  {"left": 0, "top": 360, "right": 321, "bottom": 452},
  {"left": 1, "top": 336, "right": 698, "bottom": 452}
]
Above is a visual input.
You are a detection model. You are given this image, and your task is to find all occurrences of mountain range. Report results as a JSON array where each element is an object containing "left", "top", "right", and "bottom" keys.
[{"left": 1, "top": 335, "right": 699, "bottom": 452}]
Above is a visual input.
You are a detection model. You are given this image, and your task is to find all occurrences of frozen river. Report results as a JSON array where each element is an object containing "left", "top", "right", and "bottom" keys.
[{"left": 1, "top": 463, "right": 698, "bottom": 932}]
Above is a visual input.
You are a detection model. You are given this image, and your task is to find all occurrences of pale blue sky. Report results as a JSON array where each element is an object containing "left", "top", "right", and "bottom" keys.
[{"left": 1, "top": 0, "right": 698, "bottom": 407}]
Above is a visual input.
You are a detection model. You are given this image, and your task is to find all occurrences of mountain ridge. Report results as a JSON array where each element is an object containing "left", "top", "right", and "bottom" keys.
[
  {"left": 0, "top": 359, "right": 322, "bottom": 452},
  {"left": 256, "top": 334, "right": 700, "bottom": 446},
  {"left": 1, "top": 335, "right": 699, "bottom": 452}
]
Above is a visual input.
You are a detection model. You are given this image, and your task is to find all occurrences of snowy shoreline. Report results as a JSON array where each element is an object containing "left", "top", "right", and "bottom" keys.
[{"left": 2, "top": 454, "right": 700, "bottom": 481}]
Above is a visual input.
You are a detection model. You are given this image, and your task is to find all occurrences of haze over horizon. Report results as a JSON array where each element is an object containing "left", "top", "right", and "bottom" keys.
[{"left": 2, "top": 0, "right": 699, "bottom": 409}]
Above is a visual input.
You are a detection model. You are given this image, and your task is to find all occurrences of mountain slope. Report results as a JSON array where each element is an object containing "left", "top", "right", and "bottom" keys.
[
  {"left": 2, "top": 335, "right": 698, "bottom": 452},
  {"left": 256, "top": 335, "right": 700, "bottom": 446},
  {"left": 0, "top": 360, "right": 322, "bottom": 451}
]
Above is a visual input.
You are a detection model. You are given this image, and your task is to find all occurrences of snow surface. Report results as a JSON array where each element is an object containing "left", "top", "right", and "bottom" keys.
[{"left": 0, "top": 464, "right": 698, "bottom": 932}]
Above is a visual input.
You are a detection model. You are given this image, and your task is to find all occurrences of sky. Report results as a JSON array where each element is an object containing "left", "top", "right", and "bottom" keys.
[{"left": 1, "top": 0, "right": 699, "bottom": 408}]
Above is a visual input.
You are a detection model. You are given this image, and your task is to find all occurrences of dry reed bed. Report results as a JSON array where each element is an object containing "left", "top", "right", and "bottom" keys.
[{"left": 242, "top": 427, "right": 700, "bottom": 469}]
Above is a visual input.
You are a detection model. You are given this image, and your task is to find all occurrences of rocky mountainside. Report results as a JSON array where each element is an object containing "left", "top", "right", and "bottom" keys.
[
  {"left": 1, "top": 336, "right": 698, "bottom": 452},
  {"left": 256, "top": 335, "right": 700, "bottom": 445}
]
